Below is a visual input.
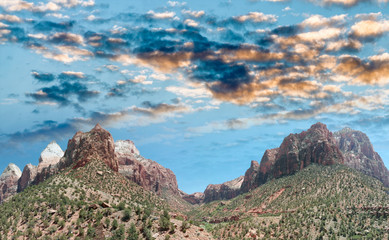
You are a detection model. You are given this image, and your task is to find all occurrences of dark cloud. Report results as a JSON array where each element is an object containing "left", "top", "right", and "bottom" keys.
[
  {"left": 31, "top": 71, "right": 55, "bottom": 83},
  {"left": 271, "top": 25, "right": 299, "bottom": 36},
  {"left": 134, "top": 101, "right": 189, "bottom": 116},
  {"left": 49, "top": 32, "right": 83, "bottom": 45},
  {"left": 190, "top": 59, "right": 252, "bottom": 91},
  {"left": 26, "top": 81, "right": 100, "bottom": 107},
  {"left": 33, "top": 21, "right": 75, "bottom": 32}
]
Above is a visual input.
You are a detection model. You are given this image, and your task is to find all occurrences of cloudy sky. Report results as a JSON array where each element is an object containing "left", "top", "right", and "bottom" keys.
[{"left": 0, "top": 0, "right": 388, "bottom": 193}]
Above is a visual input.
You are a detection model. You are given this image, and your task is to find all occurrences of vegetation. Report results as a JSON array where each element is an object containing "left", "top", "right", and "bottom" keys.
[{"left": 188, "top": 164, "right": 389, "bottom": 239}]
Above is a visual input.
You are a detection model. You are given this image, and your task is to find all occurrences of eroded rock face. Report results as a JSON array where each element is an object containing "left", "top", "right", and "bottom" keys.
[
  {"left": 240, "top": 160, "right": 260, "bottom": 194},
  {"left": 182, "top": 192, "right": 205, "bottom": 204},
  {"left": 17, "top": 141, "right": 64, "bottom": 192},
  {"left": 334, "top": 128, "right": 389, "bottom": 187},
  {"left": 17, "top": 164, "right": 37, "bottom": 192},
  {"left": 0, "top": 163, "right": 22, "bottom": 203},
  {"left": 272, "top": 122, "right": 344, "bottom": 179},
  {"left": 59, "top": 124, "right": 118, "bottom": 172},
  {"left": 203, "top": 176, "right": 244, "bottom": 203},
  {"left": 115, "top": 140, "right": 179, "bottom": 196}
]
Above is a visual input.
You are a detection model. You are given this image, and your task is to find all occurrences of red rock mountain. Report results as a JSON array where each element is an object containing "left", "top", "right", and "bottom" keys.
[
  {"left": 18, "top": 141, "right": 64, "bottom": 192},
  {"left": 203, "top": 176, "right": 244, "bottom": 203},
  {"left": 334, "top": 128, "right": 389, "bottom": 187},
  {"left": 58, "top": 124, "right": 118, "bottom": 172},
  {"left": 0, "top": 163, "right": 22, "bottom": 203},
  {"left": 115, "top": 140, "right": 180, "bottom": 197},
  {"left": 190, "top": 122, "right": 388, "bottom": 203}
]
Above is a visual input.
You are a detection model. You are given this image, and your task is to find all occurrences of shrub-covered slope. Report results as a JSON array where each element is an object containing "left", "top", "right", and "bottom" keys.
[{"left": 188, "top": 164, "right": 389, "bottom": 239}]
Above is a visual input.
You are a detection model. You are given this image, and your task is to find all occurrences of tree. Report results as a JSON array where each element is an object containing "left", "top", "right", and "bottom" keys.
[
  {"left": 127, "top": 223, "right": 139, "bottom": 240},
  {"left": 112, "top": 219, "right": 119, "bottom": 230},
  {"left": 159, "top": 210, "right": 170, "bottom": 231},
  {"left": 122, "top": 208, "right": 131, "bottom": 222}
]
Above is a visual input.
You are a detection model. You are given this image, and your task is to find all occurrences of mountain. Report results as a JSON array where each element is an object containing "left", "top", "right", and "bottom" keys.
[
  {"left": 187, "top": 123, "right": 388, "bottom": 204},
  {"left": 0, "top": 163, "right": 21, "bottom": 203},
  {"left": 18, "top": 141, "right": 64, "bottom": 192},
  {"left": 0, "top": 122, "right": 388, "bottom": 239},
  {"left": 0, "top": 125, "right": 212, "bottom": 239},
  {"left": 203, "top": 176, "right": 244, "bottom": 203},
  {"left": 334, "top": 127, "right": 389, "bottom": 187},
  {"left": 188, "top": 164, "right": 389, "bottom": 239}
]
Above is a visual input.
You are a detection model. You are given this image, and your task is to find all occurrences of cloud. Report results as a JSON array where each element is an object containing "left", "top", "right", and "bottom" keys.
[
  {"left": 134, "top": 101, "right": 190, "bottom": 116},
  {"left": 301, "top": 14, "right": 347, "bottom": 29},
  {"left": 232, "top": 12, "right": 277, "bottom": 24},
  {"left": 166, "top": 85, "right": 212, "bottom": 98},
  {"left": 34, "top": 21, "right": 75, "bottom": 32},
  {"left": 26, "top": 81, "right": 100, "bottom": 107},
  {"left": 0, "top": 14, "right": 22, "bottom": 23},
  {"left": 349, "top": 19, "right": 389, "bottom": 41},
  {"left": 309, "top": 0, "right": 388, "bottom": 7},
  {"left": 49, "top": 32, "right": 84, "bottom": 45},
  {"left": 146, "top": 10, "right": 175, "bottom": 19},
  {"left": 31, "top": 71, "right": 55, "bottom": 83},
  {"left": 0, "top": 0, "right": 94, "bottom": 12},
  {"left": 181, "top": 9, "right": 205, "bottom": 18},
  {"left": 335, "top": 54, "right": 389, "bottom": 85}
]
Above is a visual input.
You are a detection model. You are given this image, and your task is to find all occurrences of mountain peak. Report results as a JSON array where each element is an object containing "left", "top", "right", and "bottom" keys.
[
  {"left": 92, "top": 123, "right": 103, "bottom": 131},
  {"left": 39, "top": 141, "right": 64, "bottom": 165},
  {"left": 59, "top": 125, "right": 118, "bottom": 172},
  {"left": 309, "top": 122, "right": 327, "bottom": 130},
  {"left": 1, "top": 163, "right": 22, "bottom": 179}
]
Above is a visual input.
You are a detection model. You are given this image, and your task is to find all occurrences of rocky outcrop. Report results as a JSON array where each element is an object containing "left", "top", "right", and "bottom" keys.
[
  {"left": 0, "top": 163, "right": 22, "bottom": 203},
  {"left": 182, "top": 192, "right": 205, "bottom": 204},
  {"left": 203, "top": 176, "right": 244, "bottom": 203},
  {"left": 115, "top": 140, "right": 179, "bottom": 196},
  {"left": 271, "top": 122, "right": 344, "bottom": 179},
  {"left": 59, "top": 124, "right": 118, "bottom": 172},
  {"left": 240, "top": 160, "right": 260, "bottom": 193},
  {"left": 38, "top": 141, "right": 64, "bottom": 168},
  {"left": 17, "top": 164, "right": 37, "bottom": 192},
  {"left": 334, "top": 128, "right": 389, "bottom": 187},
  {"left": 17, "top": 141, "right": 63, "bottom": 192}
]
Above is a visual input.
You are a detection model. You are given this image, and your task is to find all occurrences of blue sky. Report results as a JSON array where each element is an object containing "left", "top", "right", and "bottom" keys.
[{"left": 0, "top": 0, "right": 388, "bottom": 193}]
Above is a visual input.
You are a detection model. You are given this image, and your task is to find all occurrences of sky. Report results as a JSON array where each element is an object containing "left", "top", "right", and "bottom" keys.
[{"left": 0, "top": 0, "right": 389, "bottom": 194}]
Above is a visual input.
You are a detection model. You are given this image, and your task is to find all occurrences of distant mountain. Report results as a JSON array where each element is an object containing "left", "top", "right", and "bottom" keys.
[
  {"left": 189, "top": 122, "right": 389, "bottom": 203},
  {"left": 188, "top": 164, "right": 389, "bottom": 239}
]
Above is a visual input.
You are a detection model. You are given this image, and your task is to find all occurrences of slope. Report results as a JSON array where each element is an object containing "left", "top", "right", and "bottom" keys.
[
  {"left": 188, "top": 164, "right": 389, "bottom": 239},
  {"left": 0, "top": 159, "right": 213, "bottom": 239}
]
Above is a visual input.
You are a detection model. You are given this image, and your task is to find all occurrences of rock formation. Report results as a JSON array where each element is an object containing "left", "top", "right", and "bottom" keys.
[
  {"left": 334, "top": 128, "right": 389, "bottom": 187},
  {"left": 18, "top": 141, "right": 63, "bottom": 192},
  {"left": 271, "top": 122, "right": 344, "bottom": 179},
  {"left": 203, "top": 176, "right": 244, "bottom": 203},
  {"left": 182, "top": 192, "right": 205, "bottom": 204},
  {"left": 59, "top": 124, "right": 118, "bottom": 172},
  {"left": 115, "top": 140, "right": 180, "bottom": 196},
  {"left": 0, "top": 163, "right": 22, "bottom": 203},
  {"left": 17, "top": 164, "right": 37, "bottom": 192}
]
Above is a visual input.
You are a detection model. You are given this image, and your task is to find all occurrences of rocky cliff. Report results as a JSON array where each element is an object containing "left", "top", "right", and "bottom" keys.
[
  {"left": 115, "top": 140, "right": 180, "bottom": 196},
  {"left": 58, "top": 124, "right": 118, "bottom": 172},
  {"left": 197, "top": 122, "right": 389, "bottom": 203},
  {"left": 334, "top": 128, "right": 389, "bottom": 187},
  {"left": 271, "top": 122, "right": 344, "bottom": 179},
  {"left": 18, "top": 141, "right": 64, "bottom": 192},
  {"left": 203, "top": 176, "right": 244, "bottom": 203},
  {"left": 0, "top": 163, "right": 22, "bottom": 203}
]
